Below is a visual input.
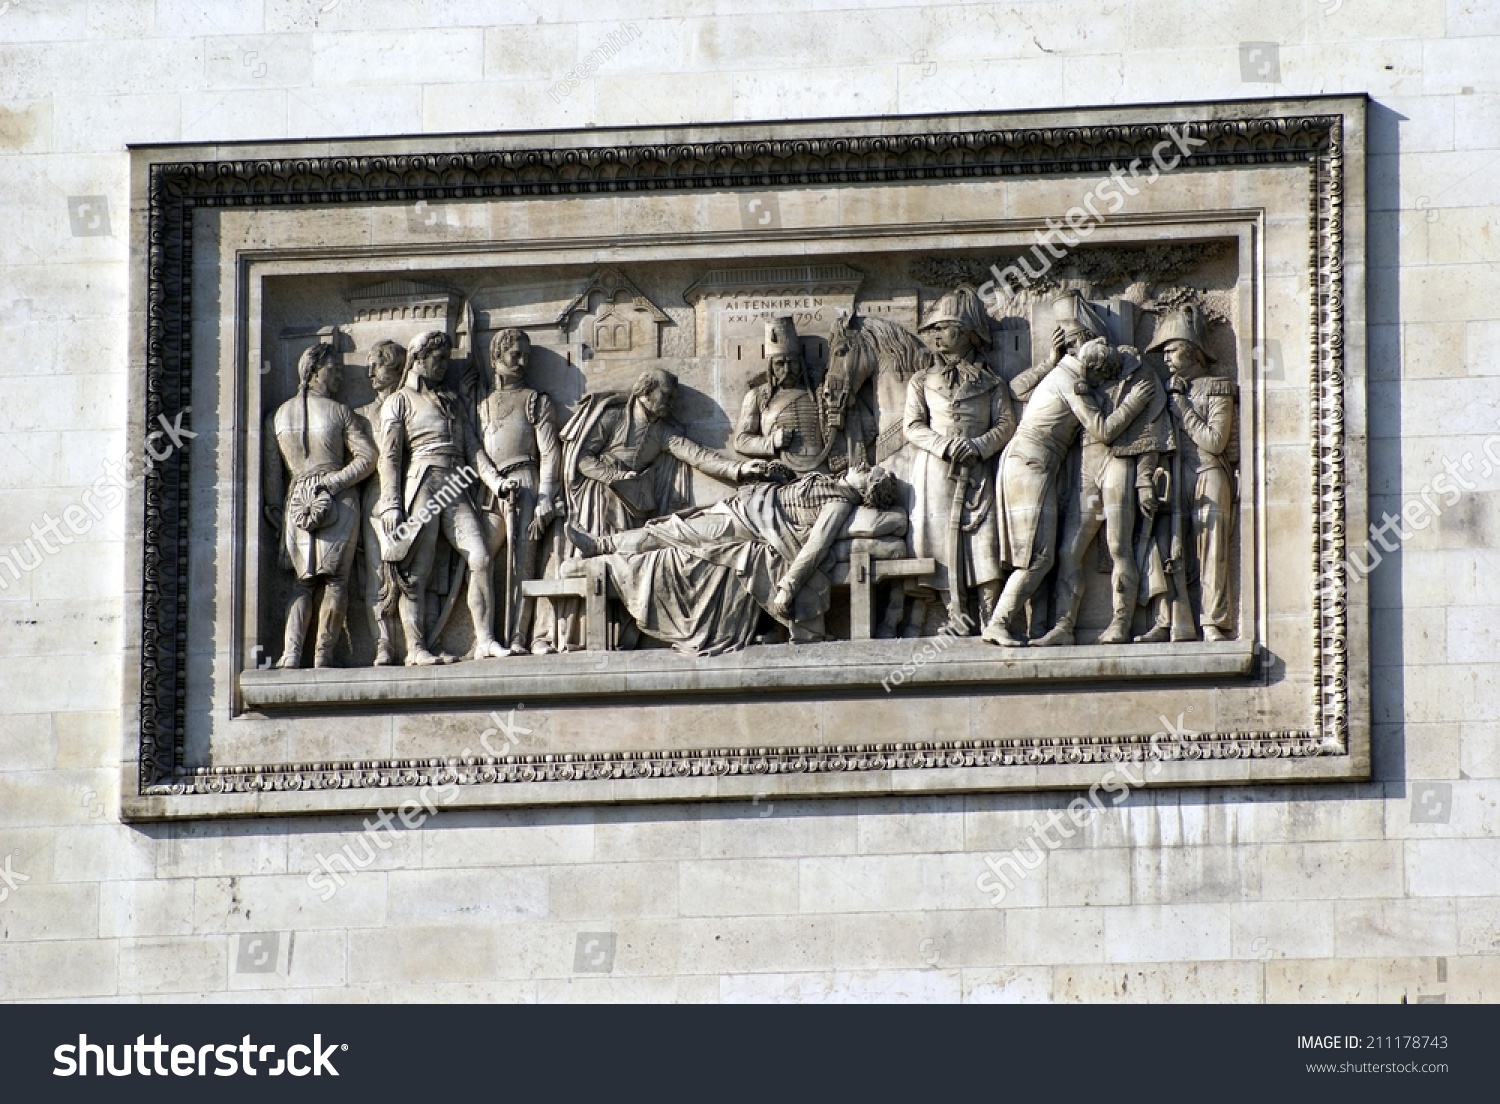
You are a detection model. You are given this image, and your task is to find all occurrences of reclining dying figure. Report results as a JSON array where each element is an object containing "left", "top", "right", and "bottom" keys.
[{"left": 564, "top": 465, "right": 901, "bottom": 656}]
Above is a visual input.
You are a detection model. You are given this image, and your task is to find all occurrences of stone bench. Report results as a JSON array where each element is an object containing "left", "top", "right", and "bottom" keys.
[
  {"left": 521, "top": 561, "right": 610, "bottom": 652},
  {"left": 524, "top": 552, "right": 936, "bottom": 649},
  {"left": 828, "top": 554, "right": 937, "bottom": 640}
]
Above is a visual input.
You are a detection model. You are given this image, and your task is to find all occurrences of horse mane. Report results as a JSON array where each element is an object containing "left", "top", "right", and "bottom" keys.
[{"left": 854, "top": 314, "right": 930, "bottom": 383}]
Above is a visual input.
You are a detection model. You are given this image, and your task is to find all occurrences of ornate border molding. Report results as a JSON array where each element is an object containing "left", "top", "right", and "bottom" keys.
[{"left": 137, "top": 110, "right": 1351, "bottom": 800}]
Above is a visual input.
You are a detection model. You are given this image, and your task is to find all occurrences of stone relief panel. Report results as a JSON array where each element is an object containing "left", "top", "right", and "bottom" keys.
[
  {"left": 252, "top": 247, "right": 1244, "bottom": 667},
  {"left": 122, "top": 101, "right": 1368, "bottom": 817}
]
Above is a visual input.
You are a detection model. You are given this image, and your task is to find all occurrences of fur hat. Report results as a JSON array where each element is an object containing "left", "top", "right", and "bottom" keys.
[{"left": 765, "top": 316, "right": 802, "bottom": 362}]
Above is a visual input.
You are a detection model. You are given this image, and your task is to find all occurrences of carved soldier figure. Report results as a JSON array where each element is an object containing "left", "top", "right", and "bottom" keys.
[
  {"left": 1148, "top": 306, "right": 1237, "bottom": 641},
  {"left": 1034, "top": 342, "right": 1165, "bottom": 646},
  {"left": 474, "top": 328, "right": 563, "bottom": 655},
  {"left": 562, "top": 366, "right": 767, "bottom": 543},
  {"left": 354, "top": 339, "right": 404, "bottom": 665},
  {"left": 983, "top": 338, "right": 1155, "bottom": 647},
  {"left": 377, "top": 330, "right": 509, "bottom": 665},
  {"left": 262, "top": 342, "right": 378, "bottom": 668},
  {"left": 904, "top": 286, "right": 1016, "bottom": 633},
  {"left": 734, "top": 316, "right": 829, "bottom": 473}
]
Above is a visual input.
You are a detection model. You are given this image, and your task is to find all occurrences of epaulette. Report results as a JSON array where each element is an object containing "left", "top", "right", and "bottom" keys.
[{"left": 1199, "top": 377, "right": 1237, "bottom": 397}]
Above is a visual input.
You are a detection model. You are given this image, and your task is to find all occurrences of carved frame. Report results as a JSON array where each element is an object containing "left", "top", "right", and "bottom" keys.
[{"left": 122, "top": 98, "right": 1368, "bottom": 819}]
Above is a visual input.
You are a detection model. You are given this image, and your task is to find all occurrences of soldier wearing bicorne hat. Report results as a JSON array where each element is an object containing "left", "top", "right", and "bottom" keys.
[{"left": 903, "top": 286, "right": 1016, "bottom": 634}]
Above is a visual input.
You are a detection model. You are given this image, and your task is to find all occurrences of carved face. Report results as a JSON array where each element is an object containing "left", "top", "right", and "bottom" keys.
[
  {"left": 416, "top": 347, "right": 449, "bottom": 384},
  {"left": 641, "top": 379, "right": 675, "bottom": 421},
  {"left": 1163, "top": 339, "right": 1207, "bottom": 379},
  {"left": 313, "top": 358, "right": 343, "bottom": 397},
  {"left": 492, "top": 333, "right": 530, "bottom": 382},
  {"left": 1058, "top": 324, "right": 1091, "bottom": 355},
  {"left": 367, "top": 352, "right": 401, "bottom": 394},
  {"left": 926, "top": 320, "right": 974, "bottom": 359},
  {"left": 769, "top": 353, "right": 803, "bottom": 388}
]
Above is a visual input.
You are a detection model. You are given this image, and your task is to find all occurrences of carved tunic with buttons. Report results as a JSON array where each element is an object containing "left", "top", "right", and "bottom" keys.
[
  {"left": 903, "top": 356, "right": 1016, "bottom": 590},
  {"left": 735, "top": 383, "right": 827, "bottom": 472}
]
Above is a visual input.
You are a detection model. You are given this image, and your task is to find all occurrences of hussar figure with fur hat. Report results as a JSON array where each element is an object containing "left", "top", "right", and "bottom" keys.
[
  {"left": 903, "top": 285, "right": 1017, "bottom": 634},
  {"left": 734, "top": 316, "right": 830, "bottom": 473},
  {"left": 262, "top": 340, "right": 378, "bottom": 668},
  {"left": 1144, "top": 304, "right": 1238, "bottom": 641}
]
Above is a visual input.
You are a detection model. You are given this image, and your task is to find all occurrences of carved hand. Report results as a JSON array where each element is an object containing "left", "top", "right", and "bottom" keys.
[
  {"left": 1050, "top": 326, "right": 1068, "bottom": 365},
  {"left": 770, "top": 581, "right": 796, "bottom": 619},
  {"left": 771, "top": 426, "right": 791, "bottom": 449},
  {"left": 528, "top": 497, "right": 555, "bottom": 541},
  {"left": 381, "top": 508, "right": 404, "bottom": 539},
  {"left": 738, "top": 460, "right": 769, "bottom": 480},
  {"left": 1168, "top": 375, "right": 1189, "bottom": 395},
  {"left": 1137, "top": 487, "right": 1157, "bottom": 519},
  {"left": 949, "top": 438, "right": 980, "bottom": 466}
]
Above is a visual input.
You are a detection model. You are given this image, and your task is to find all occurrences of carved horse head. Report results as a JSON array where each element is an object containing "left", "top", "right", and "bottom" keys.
[{"left": 820, "top": 310, "right": 931, "bottom": 464}]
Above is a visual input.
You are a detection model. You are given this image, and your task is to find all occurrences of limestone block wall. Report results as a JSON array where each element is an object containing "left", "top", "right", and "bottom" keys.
[{"left": 0, "top": 0, "right": 1495, "bottom": 1002}]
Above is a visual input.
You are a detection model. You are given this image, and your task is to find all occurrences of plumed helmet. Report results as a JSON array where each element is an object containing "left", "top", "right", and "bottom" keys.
[
  {"left": 765, "top": 316, "right": 802, "bottom": 362},
  {"left": 1051, "top": 290, "right": 1110, "bottom": 345},
  {"left": 1146, "top": 304, "right": 1216, "bottom": 363},
  {"left": 919, "top": 285, "right": 992, "bottom": 348}
]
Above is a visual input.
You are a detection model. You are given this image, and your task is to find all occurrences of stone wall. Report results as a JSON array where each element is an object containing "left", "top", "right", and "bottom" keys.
[{"left": 1, "top": 0, "right": 1495, "bottom": 1002}]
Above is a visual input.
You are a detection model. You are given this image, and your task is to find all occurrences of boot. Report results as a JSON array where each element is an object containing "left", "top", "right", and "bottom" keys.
[
  {"left": 1031, "top": 622, "right": 1074, "bottom": 647},
  {"left": 1097, "top": 615, "right": 1131, "bottom": 645},
  {"left": 980, "top": 607, "right": 1026, "bottom": 647}
]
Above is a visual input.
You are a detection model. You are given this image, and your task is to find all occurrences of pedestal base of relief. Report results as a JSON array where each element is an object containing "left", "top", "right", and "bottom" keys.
[{"left": 238, "top": 638, "right": 1258, "bottom": 709}]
